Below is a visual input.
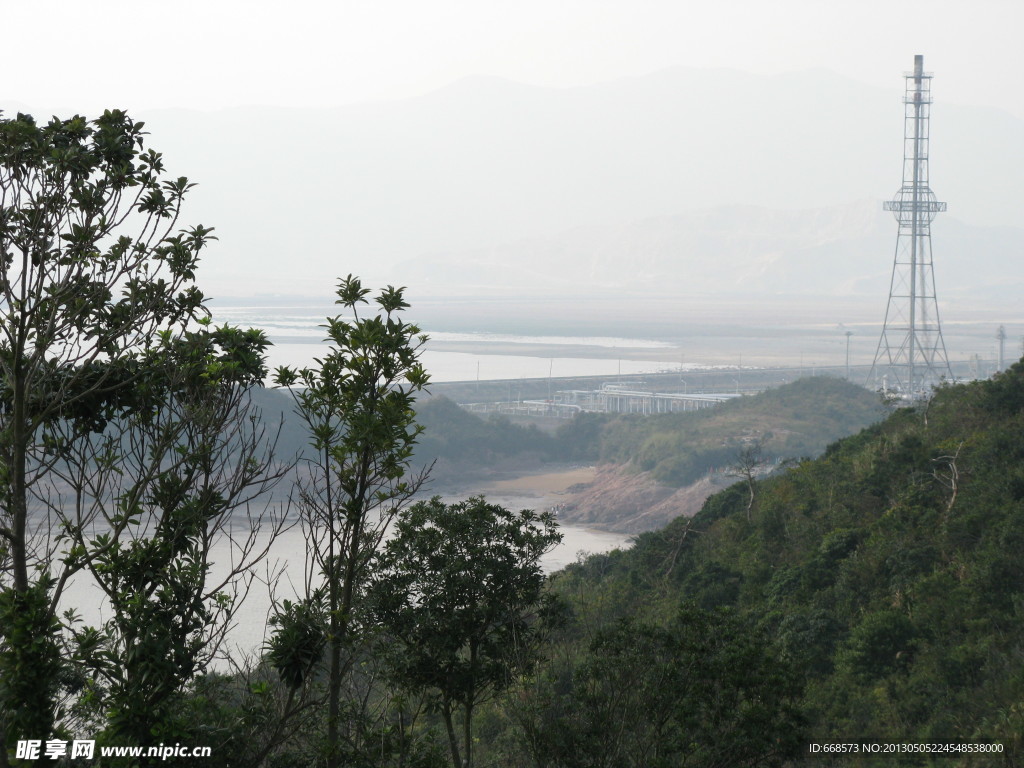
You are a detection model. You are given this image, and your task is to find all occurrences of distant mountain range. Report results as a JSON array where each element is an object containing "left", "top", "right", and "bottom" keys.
[
  {"left": 395, "top": 200, "right": 1024, "bottom": 302},
  {"left": 5, "top": 67, "right": 1023, "bottom": 302}
]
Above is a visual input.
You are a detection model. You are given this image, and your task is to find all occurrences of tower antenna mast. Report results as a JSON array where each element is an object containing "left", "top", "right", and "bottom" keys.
[{"left": 870, "top": 54, "right": 952, "bottom": 399}]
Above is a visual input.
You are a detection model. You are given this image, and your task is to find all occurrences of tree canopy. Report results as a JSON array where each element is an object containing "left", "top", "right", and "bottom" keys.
[
  {"left": 0, "top": 109, "right": 282, "bottom": 762},
  {"left": 368, "top": 496, "right": 562, "bottom": 768}
]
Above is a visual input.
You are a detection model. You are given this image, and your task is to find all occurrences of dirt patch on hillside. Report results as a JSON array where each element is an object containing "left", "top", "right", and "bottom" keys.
[
  {"left": 479, "top": 466, "right": 599, "bottom": 495},
  {"left": 556, "top": 465, "right": 729, "bottom": 533},
  {"left": 427, "top": 463, "right": 726, "bottom": 535}
]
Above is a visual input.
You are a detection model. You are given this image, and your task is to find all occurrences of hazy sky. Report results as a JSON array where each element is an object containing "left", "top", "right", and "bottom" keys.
[{"left": 5, "top": 0, "right": 1024, "bottom": 118}]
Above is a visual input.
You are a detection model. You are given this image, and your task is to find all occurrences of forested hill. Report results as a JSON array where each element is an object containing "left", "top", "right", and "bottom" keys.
[
  {"left": 577, "top": 375, "right": 885, "bottom": 486},
  {"left": 411, "top": 377, "right": 886, "bottom": 489},
  {"left": 552, "top": 360, "right": 1024, "bottom": 759}
]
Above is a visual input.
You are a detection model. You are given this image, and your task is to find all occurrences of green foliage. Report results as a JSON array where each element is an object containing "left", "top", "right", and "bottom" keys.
[
  {"left": 553, "top": 411, "right": 610, "bottom": 462},
  {"left": 14, "top": 105, "right": 1024, "bottom": 765},
  {"left": 0, "top": 577, "right": 62, "bottom": 745},
  {"left": 273, "top": 276, "right": 430, "bottom": 768},
  {"left": 1, "top": 108, "right": 255, "bottom": 756},
  {"left": 517, "top": 605, "right": 804, "bottom": 768},
  {"left": 838, "top": 609, "right": 920, "bottom": 682},
  {"left": 586, "top": 377, "right": 885, "bottom": 486},
  {"left": 543, "top": 360, "right": 1024, "bottom": 759},
  {"left": 368, "top": 496, "right": 562, "bottom": 768},
  {"left": 273, "top": 276, "right": 428, "bottom": 515},
  {"left": 411, "top": 378, "right": 884, "bottom": 493},
  {"left": 265, "top": 595, "right": 328, "bottom": 690},
  {"left": 63, "top": 323, "right": 279, "bottom": 749},
  {"left": 414, "top": 396, "right": 557, "bottom": 471}
]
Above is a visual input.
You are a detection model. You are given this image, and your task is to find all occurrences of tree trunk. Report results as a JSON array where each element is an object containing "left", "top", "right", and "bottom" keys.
[
  {"left": 10, "top": 379, "right": 29, "bottom": 593},
  {"left": 325, "top": 445, "right": 341, "bottom": 768},
  {"left": 463, "top": 701, "right": 473, "bottom": 768},
  {"left": 327, "top": 448, "right": 371, "bottom": 768},
  {"left": 464, "top": 640, "right": 478, "bottom": 768},
  {"left": 442, "top": 700, "right": 462, "bottom": 768},
  {"left": 326, "top": 610, "right": 342, "bottom": 768}
]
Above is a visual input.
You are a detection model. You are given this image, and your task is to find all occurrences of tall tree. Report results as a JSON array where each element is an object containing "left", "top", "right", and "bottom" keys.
[
  {"left": 728, "top": 438, "right": 764, "bottom": 521},
  {"left": 0, "top": 109, "right": 212, "bottom": 757},
  {"left": 0, "top": 110, "right": 286, "bottom": 761},
  {"left": 272, "top": 276, "right": 429, "bottom": 768},
  {"left": 67, "top": 324, "right": 289, "bottom": 749},
  {"left": 367, "top": 496, "right": 563, "bottom": 768}
]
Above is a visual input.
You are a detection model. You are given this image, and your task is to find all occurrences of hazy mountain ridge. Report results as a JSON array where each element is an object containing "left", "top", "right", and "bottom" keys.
[
  {"left": 397, "top": 200, "right": 1024, "bottom": 299},
  {"left": 31, "top": 65, "right": 1013, "bottom": 298}
]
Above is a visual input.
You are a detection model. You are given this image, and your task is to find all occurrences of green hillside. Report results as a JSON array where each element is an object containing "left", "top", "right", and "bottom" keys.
[
  {"left": 559, "top": 376, "right": 886, "bottom": 485},
  {"left": 232, "top": 379, "right": 885, "bottom": 492},
  {"left": 547, "top": 361, "right": 1024, "bottom": 763},
  {"left": 413, "top": 396, "right": 558, "bottom": 481}
]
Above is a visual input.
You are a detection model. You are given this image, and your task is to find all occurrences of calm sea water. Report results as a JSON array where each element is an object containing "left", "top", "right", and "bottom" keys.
[
  {"left": 209, "top": 305, "right": 676, "bottom": 382},
  {"left": 217, "top": 511, "right": 631, "bottom": 657},
  {"left": 60, "top": 493, "right": 633, "bottom": 659},
  {"left": 60, "top": 306, "right": 650, "bottom": 656}
]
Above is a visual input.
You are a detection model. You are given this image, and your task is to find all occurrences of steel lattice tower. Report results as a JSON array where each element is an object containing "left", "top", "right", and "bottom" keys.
[{"left": 869, "top": 54, "right": 952, "bottom": 398}]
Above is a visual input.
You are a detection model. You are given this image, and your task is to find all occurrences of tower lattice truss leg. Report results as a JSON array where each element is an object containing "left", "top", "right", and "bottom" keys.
[{"left": 871, "top": 54, "right": 952, "bottom": 398}]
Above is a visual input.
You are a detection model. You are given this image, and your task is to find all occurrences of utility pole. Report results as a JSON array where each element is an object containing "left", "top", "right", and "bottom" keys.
[{"left": 845, "top": 330, "right": 853, "bottom": 380}]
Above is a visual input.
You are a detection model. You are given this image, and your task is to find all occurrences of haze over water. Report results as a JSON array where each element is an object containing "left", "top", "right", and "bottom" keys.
[
  {"left": 211, "top": 305, "right": 683, "bottom": 382},
  {"left": 60, "top": 495, "right": 633, "bottom": 660},
  {"left": 211, "top": 302, "right": 1019, "bottom": 383}
]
